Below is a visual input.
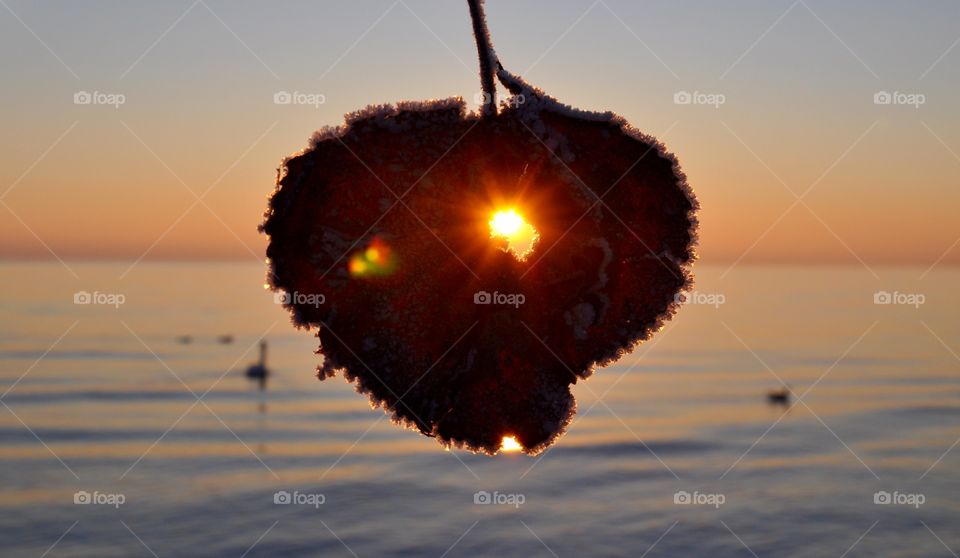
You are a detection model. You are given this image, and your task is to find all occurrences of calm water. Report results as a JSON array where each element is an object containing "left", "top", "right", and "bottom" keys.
[{"left": 0, "top": 262, "right": 958, "bottom": 557}]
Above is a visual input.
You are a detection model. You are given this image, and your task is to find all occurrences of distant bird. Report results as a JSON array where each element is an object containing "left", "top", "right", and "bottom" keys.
[
  {"left": 176, "top": 335, "right": 193, "bottom": 345},
  {"left": 245, "top": 340, "right": 270, "bottom": 390},
  {"left": 217, "top": 335, "right": 234, "bottom": 344},
  {"left": 766, "top": 385, "right": 791, "bottom": 406}
]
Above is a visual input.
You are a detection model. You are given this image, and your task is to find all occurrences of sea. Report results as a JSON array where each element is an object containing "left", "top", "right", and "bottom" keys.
[{"left": 0, "top": 262, "right": 957, "bottom": 557}]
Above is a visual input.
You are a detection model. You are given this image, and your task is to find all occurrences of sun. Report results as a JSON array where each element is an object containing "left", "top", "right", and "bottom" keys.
[
  {"left": 489, "top": 209, "right": 539, "bottom": 261},
  {"left": 500, "top": 435, "right": 523, "bottom": 453},
  {"left": 490, "top": 209, "right": 524, "bottom": 236}
]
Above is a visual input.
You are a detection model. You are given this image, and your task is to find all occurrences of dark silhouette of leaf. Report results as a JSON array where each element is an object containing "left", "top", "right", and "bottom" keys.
[{"left": 260, "top": 1, "right": 697, "bottom": 454}]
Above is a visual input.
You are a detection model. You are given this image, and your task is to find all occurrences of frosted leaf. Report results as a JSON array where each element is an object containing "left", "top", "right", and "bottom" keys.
[{"left": 261, "top": 93, "right": 696, "bottom": 454}]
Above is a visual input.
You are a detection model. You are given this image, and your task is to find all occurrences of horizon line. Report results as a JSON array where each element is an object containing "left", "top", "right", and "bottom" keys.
[{"left": 0, "top": 256, "right": 956, "bottom": 271}]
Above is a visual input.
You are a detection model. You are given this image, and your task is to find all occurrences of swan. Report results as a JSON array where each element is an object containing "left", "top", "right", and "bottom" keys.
[{"left": 245, "top": 340, "right": 269, "bottom": 390}]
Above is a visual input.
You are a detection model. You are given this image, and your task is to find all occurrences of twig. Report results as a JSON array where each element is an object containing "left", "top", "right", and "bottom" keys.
[{"left": 467, "top": 0, "right": 498, "bottom": 117}]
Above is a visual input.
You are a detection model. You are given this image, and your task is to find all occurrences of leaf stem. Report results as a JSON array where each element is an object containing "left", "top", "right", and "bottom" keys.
[{"left": 467, "top": 0, "right": 497, "bottom": 117}]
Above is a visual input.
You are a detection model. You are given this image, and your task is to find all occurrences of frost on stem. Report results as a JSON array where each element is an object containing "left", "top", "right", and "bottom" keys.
[{"left": 468, "top": 0, "right": 498, "bottom": 117}]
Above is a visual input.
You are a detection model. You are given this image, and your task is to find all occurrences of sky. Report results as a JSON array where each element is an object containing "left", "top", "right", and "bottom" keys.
[{"left": 1, "top": 0, "right": 959, "bottom": 269}]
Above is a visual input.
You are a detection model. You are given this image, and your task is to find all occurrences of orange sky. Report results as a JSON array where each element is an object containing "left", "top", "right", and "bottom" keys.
[{"left": 1, "top": 0, "right": 958, "bottom": 269}]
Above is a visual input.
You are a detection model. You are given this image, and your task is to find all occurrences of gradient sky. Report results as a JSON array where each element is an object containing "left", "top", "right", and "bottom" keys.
[{"left": 1, "top": 0, "right": 958, "bottom": 269}]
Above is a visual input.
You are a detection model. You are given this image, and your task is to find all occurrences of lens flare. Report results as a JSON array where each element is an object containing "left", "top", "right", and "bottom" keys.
[
  {"left": 349, "top": 237, "right": 396, "bottom": 277},
  {"left": 489, "top": 209, "right": 539, "bottom": 261}
]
